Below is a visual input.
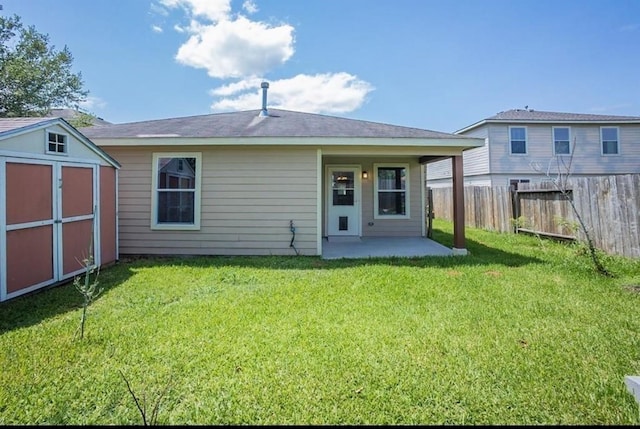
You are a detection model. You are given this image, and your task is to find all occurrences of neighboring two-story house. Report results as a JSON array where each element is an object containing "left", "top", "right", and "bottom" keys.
[{"left": 426, "top": 109, "right": 640, "bottom": 188}]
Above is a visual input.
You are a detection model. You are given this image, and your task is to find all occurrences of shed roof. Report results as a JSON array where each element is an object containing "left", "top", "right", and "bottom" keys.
[
  {"left": 0, "top": 117, "right": 54, "bottom": 134},
  {"left": 0, "top": 117, "right": 120, "bottom": 168}
]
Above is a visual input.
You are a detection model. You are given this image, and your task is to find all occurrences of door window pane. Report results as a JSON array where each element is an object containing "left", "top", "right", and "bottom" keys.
[{"left": 332, "top": 171, "right": 355, "bottom": 206}]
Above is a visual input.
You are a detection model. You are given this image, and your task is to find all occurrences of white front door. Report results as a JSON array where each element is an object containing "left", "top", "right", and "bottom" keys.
[{"left": 327, "top": 166, "right": 361, "bottom": 236}]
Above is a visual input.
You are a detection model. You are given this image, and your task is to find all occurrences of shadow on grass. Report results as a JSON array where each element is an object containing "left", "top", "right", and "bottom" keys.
[
  {"left": 0, "top": 262, "right": 136, "bottom": 336},
  {"left": 0, "top": 228, "right": 542, "bottom": 335}
]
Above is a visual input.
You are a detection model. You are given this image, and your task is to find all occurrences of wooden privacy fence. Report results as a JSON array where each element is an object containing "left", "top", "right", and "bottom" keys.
[{"left": 429, "top": 174, "right": 640, "bottom": 259}]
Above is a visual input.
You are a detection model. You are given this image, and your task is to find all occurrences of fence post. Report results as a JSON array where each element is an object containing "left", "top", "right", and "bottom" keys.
[
  {"left": 426, "top": 187, "right": 434, "bottom": 238},
  {"left": 510, "top": 185, "right": 519, "bottom": 233}
]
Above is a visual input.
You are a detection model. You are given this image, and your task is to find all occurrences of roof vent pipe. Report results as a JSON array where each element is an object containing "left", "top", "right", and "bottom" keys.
[{"left": 259, "top": 82, "right": 269, "bottom": 117}]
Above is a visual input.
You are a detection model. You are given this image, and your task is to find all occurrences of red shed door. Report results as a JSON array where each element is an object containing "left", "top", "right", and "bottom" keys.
[
  {"left": 5, "top": 162, "right": 56, "bottom": 294},
  {"left": 3, "top": 161, "right": 97, "bottom": 299},
  {"left": 59, "top": 164, "right": 97, "bottom": 279}
]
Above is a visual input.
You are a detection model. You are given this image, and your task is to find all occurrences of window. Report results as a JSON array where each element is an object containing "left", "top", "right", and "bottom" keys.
[
  {"left": 509, "top": 126, "right": 527, "bottom": 154},
  {"left": 151, "top": 153, "right": 201, "bottom": 230},
  {"left": 509, "top": 178, "right": 530, "bottom": 190},
  {"left": 46, "top": 132, "right": 67, "bottom": 154},
  {"left": 374, "top": 164, "right": 409, "bottom": 218},
  {"left": 601, "top": 127, "right": 619, "bottom": 155},
  {"left": 553, "top": 127, "right": 571, "bottom": 155}
]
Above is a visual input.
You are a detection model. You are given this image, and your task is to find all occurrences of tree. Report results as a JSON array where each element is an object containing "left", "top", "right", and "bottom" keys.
[
  {"left": 66, "top": 110, "right": 98, "bottom": 128},
  {"left": 0, "top": 14, "right": 88, "bottom": 117},
  {"left": 531, "top": 138, "right": 611, "bottom": 276}
]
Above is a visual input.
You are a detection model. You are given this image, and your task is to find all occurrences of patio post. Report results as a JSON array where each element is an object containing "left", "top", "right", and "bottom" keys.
[{"left": 452, "top": 155, "right": 467, "bottom": 255}]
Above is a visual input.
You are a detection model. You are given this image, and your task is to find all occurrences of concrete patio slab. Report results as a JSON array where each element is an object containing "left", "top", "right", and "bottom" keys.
[{"left": 322, "top": 236, "right": 453, "bottom": 259}]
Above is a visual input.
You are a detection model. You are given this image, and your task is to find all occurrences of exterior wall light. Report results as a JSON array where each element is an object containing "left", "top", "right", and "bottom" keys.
[{"left": 362, "top": 171, "right": 369, "bottom": 179}]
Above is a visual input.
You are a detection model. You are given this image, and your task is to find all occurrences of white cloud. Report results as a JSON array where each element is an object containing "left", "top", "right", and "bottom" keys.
[
  {"left": 79, "top": 96, "right": 107, "bottom": 111},
  {"left": 150, "top": 3, "right": 169, "bottom": 16},
  {"left": 175, "top": 16, "right": 294, "bottom": 78},
  {"left": 155, "top": 0, "right": 373, "bottom": 114},
  {"left": 210, "top": 73, "right": 375, "bottom": 114},
  {"left": 242, "top": 0, "right": 258, "bottom": 14},
  {"left": 152, "top": 25, "right": 163, "bottom": 33},
  {"left": 159, "top": 0, "right": 231, "bottom": 22}
]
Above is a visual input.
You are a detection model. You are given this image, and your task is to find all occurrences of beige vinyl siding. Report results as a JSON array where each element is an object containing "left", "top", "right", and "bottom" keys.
[
  {"left": 103, "top": 145, "right": 319, "bottom": 256},
  {"left": 323, "top": 156, "right": 423, "bottom": 237}
]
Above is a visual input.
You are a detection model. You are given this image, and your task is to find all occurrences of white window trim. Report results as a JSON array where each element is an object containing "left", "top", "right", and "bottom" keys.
[
  {"left": 600, "top": 126, "right": 620, "bottom": 156},
  {"left": 373, "top": 163, "right": 410, "bottom": 219},
  {"left": 509, "top": 126, "right": 528, "bottom": 155},
  {"left": 45, "top": 130, "right": 69, "bottom": 156},
  {"left": 151, "top": 152, "right": 202, "bottom": 230},
  {"left": 552, "top": 126, "right": 572, "bottom": 156}
]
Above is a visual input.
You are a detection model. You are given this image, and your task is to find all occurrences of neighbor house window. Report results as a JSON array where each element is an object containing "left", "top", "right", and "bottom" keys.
[
  {"left": 151, "top": 152, "right": 201, "bottom": 230},
  {"left": 553, "top": 127, "right": 571, "bottom": 155},
  {"left": 601, "top": 127, "right": 619, "bottom": 155},
  {"left": 509, "top": 178, "right": 530, "bottom": 190},
  {"left": 374, "top": 164, "right": 409, "bottom": 218},
  {"left": 46, "top": 131, "right": 67, "bottom": 154},
  {"left": 509, "top": 126, "right": 527, "bottom": 154}
]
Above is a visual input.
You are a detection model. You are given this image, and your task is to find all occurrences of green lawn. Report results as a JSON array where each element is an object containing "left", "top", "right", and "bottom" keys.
[{"left": 1, "top": 220, "right": 640, "bottom": 425}]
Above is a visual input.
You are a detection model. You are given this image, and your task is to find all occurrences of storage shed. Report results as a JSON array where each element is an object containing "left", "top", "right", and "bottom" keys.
[{"left": 0, "top": 117, "right": 120, "bottom": 302}]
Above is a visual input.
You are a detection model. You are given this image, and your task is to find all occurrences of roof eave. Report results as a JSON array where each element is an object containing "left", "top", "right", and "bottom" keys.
[{"left": 90, "top": 135, "right": 484, "bottom": 149}]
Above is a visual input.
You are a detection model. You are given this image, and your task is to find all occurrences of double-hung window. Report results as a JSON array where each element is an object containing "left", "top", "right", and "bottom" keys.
[
  {"left": 151, "top": 152, "right": 201, "bottom": 230},
  {"left": 374, "top": 164, "right": 409, "bottom": 218},
  {"left": 509, "top": 126, "right": 527, "bottom": 154},
  {"left": 601, "top": 127, "right": 619, "bottom": 155},
  {"left": 553, "top": 127, "right": 571, "bottom": 155}
]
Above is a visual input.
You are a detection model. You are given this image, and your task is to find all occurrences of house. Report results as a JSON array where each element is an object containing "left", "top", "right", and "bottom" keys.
[
  {"left": 0, "top": 117, "right": 120, "bottom": 302},
  {"left": 81, "top": 83, "right": 483, "bottom": 258},
  {"left": 426, "top": 109, "right": 640, "bottom": 188}
]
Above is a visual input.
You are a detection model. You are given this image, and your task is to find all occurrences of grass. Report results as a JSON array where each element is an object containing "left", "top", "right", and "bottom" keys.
[{"left": 1, "top": 219, "right": 640, "bottom": 425}]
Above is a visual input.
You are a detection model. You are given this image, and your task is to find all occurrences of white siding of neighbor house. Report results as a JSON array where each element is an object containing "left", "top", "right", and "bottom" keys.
[
  {"left": 428, "top": 122, "right": 640, "bottom": 188},
  {"left": 103, "top": 145, "right": 319, "bottom": 256},
  {"left": 426, "top": 126, "right": 490, "bottom": 185},
  {"left": 489, "top": 123, "right": 640, "bottom": 177},
  {"left": 323, "top": 156, "right": 423, "bottom": 237}
]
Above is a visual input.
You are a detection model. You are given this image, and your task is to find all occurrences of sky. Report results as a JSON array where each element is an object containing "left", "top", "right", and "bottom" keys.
[{"left": 2, "top": 0, "right": 640, "bottom": 133}]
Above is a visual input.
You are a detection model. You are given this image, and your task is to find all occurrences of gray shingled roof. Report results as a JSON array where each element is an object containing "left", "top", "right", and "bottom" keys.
[
  {"left": 487, "top": 109, "right": 640, "bottom": 122},
  {"left": 0, "top": 117, "right": 56, "bottom": 134},
  {"left": 80, "top": 109, "right": 468, "bottom": 140},
  {"left": 456, "top": 108, "right": 640, "bottom": 134}
]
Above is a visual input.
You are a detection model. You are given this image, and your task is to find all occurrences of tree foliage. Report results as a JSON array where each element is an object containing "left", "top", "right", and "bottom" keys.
[
  {"left": 67, "top": 111, "right": 98, "bottom": 128},
  {"left": 0, "top": 14, "right": 88, "bottom": 117}
]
